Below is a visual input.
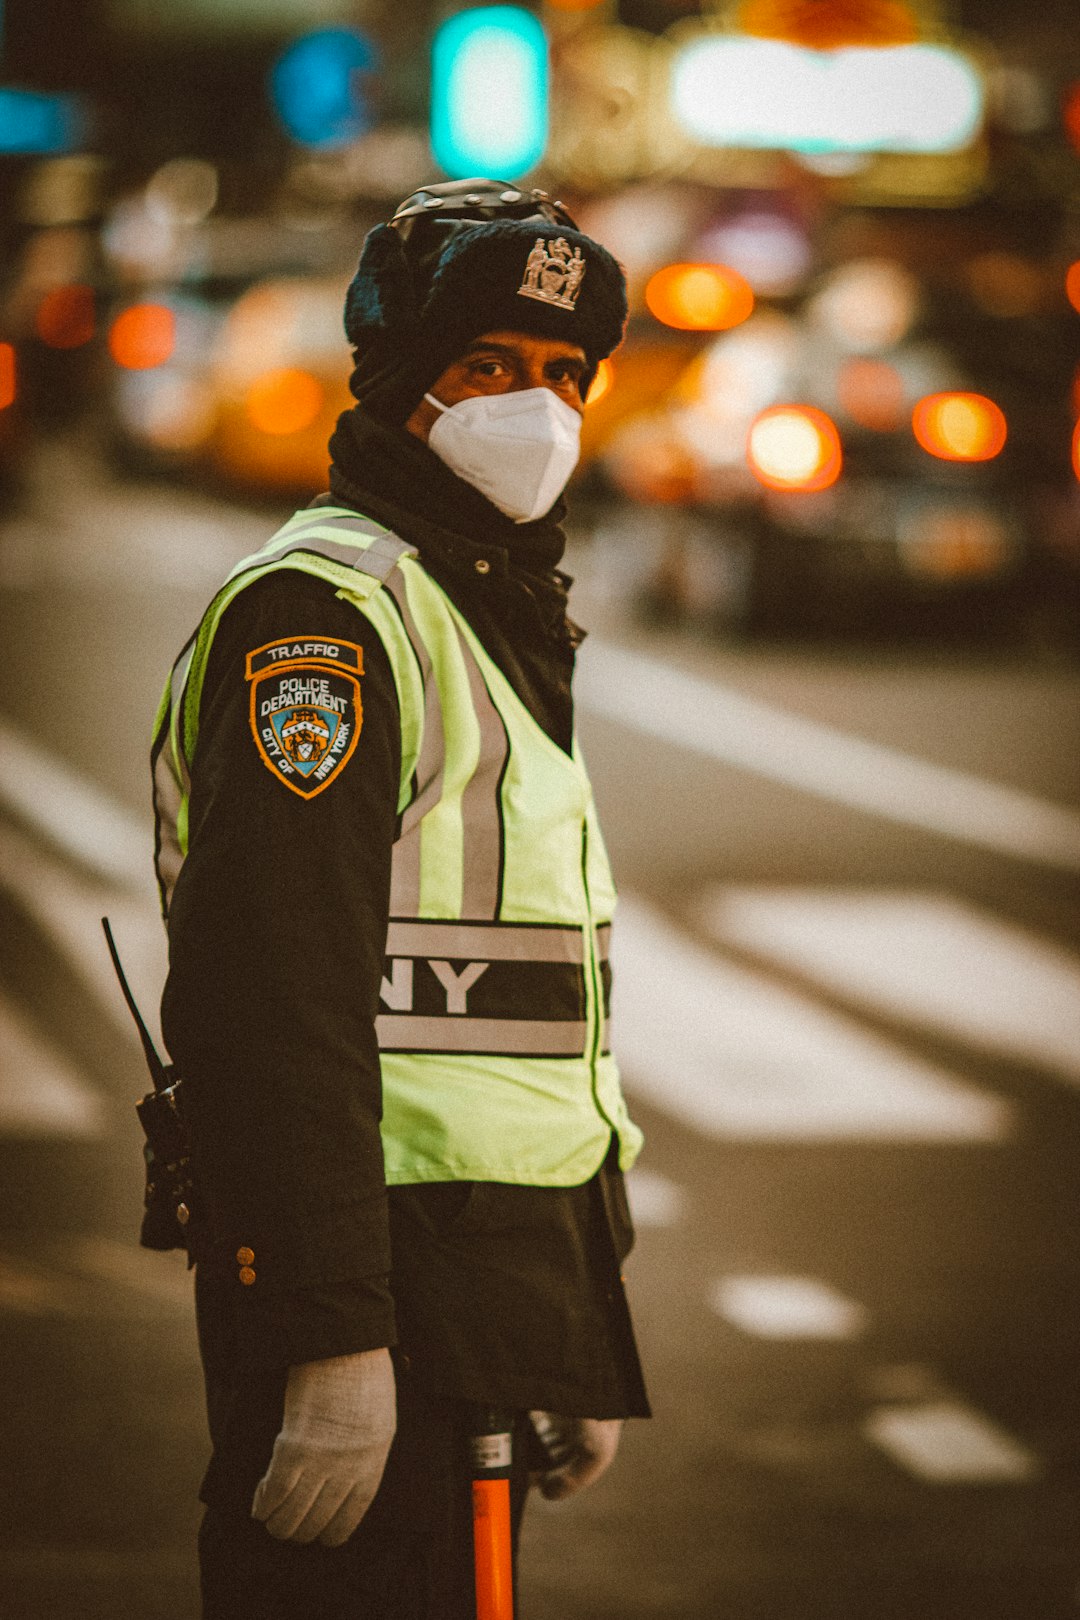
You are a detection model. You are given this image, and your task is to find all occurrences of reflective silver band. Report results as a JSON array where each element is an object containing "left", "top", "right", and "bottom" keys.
[
  {"left": 376, "top": 1014, "right": 588, "bottom": 1055},
  {"left": 170, "top": 640, "right": 196, "bottom": 787},
  {"left": 385, "top": 920, "right": 585, "bottom": 963},
  {"left": 152, "top": 743, "right": 185, "bottom": 911},
  {"left": 456, "top": 623, "right": 508, "bottom": 921},
  {"left": 384, "top": 572, "right": 444, "bottom": 916},
  {"left": 257, "top": 527, "right": 418, "bottom": 581}
]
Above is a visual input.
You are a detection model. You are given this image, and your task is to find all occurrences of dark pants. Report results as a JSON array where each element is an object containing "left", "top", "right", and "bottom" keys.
[{"left": 195, "top": 1266, "right": 533, "bottom": 1620}]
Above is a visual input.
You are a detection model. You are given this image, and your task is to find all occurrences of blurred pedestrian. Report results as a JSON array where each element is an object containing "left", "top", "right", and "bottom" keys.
[{"left": 151, "top": 179, "right": 649, "bottom": 1620}]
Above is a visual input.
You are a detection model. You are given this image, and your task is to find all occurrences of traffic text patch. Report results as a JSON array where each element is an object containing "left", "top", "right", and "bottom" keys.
[{"left": 246, "top": 637, "right": 363, "bottom": 799}]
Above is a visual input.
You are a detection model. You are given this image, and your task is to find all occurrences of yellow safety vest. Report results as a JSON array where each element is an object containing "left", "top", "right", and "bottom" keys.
[{"left": 154, "top": 507, "right": 643, "bottom": 1187}]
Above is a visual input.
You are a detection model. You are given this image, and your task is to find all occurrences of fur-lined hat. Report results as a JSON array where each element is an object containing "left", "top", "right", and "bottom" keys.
[{"left": 344, "top": 179, "right": 627, "bottom": 421}]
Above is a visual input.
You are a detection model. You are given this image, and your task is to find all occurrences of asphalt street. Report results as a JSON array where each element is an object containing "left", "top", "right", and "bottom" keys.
[{"left": 1, "top": 440, "right": 1080, "bottom": 1619}]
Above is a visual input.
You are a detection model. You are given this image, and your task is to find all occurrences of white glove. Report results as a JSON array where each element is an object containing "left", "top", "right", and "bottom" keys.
[
  {"left": 251, "top": 1348, "right": 396, "bottom": 1547},
  {"left": 528, "top": 1412, "right": 624, "bottom": 1501}
]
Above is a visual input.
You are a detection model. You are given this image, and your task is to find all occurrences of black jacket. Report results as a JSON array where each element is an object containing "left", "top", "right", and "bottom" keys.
[{"left": 160, "top": 409, "right": 648, "bottom": 1417}]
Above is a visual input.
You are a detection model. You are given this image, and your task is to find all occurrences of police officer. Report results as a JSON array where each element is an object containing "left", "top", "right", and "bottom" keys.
[{"left": 154, "top": 180, "right": 649, "bottom": 1620}]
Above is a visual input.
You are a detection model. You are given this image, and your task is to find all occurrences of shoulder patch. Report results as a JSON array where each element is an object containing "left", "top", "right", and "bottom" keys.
[{"left": 245, "top": 637, "right": 363, "bottom": 799}]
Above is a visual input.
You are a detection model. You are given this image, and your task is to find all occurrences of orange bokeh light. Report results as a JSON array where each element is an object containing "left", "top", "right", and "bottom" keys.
[
  {"left": 1066, "top": 262, "right": 1080, "bottom": 315},
  {"left": 836, "top": 357, "right": 905, "bottom": 431},
  {"left": 109, "top": 304, "right": 176, "bottom": 370},
  {"left": 1064, "top": 83, "right": 1080, "bottom": 154},
  {"left": 738, "top": 0, "right": 917, "bottom": 48},
  {"left": 586, "top": 358, "right": 614, "bottom": 407},
  {"left": 35, "top": 284, "right": 96, "bottom": 349},
  {"left": 245, "top": 368, "right": 325, "bottom": 436},
  {"left": 645, "top": 264, "right": 754, "bottom": 333},
  {"left": 545, "top": 0, "right": 604, "bottom": 9},
  {"left": 912, "top": 392, "right": 1007, "bottom": 462},
  {"left": 0, "top": 344, "right": 15, "bottom": 410},
  {"left": 747, "top": 405, "right": 842, "bottom": 492}
]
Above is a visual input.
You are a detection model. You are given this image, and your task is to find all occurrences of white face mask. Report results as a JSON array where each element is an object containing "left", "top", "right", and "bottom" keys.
[{"left": 424, "top": 387, "right": 582, "bottom": 524}]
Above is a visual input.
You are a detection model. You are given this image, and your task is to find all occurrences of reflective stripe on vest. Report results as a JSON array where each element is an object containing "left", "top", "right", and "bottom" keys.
[{"left": 155, "top": 507, "right": 643, "bottom": 1185}]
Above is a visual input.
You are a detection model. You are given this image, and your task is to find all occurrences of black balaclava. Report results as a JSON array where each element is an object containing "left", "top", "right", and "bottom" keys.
[{"left": 343, "top": 178, "right": 628, "bottom": 424}]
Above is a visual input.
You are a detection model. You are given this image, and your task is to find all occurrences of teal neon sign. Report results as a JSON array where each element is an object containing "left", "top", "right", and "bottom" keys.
[{"left": 431, "top": 7, "right": 548, "bottom": 179}]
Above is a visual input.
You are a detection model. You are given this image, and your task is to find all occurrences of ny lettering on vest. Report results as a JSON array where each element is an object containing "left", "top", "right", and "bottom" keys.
[{"left": 379, "top": 959, "right": 489, "bottom": 1015}]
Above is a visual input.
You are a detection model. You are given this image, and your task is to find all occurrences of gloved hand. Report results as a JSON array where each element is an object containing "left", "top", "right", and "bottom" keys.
[
  {"left": 528, "top": 1412, "right": 624, "bottom": 1501},
  {"left": 251, "top": 1348, "right": 396, "bottom": 1547}
]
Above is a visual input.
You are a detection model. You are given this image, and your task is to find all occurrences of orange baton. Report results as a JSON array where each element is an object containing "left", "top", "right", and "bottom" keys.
[{"left": 469, "top": 1411, "right": 515, "bottom": 1620}]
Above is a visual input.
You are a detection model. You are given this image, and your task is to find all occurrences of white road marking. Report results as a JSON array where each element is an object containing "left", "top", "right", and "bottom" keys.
[
  {"left": 0, "top": 1253, "right": 81, "bottom": 1314},
  {"left": 66, "top": 1235, "right": 193, "bottom": 1310},
  {"left": 703, "top": 887, "right": 1080, "bottom": 1085},
  {"left": 0, "top": 717, "right": 147, "bottom": 889},
  {"left": 865, "top": 1399, "right": 1040, "bottom": 1484},
  {"left": 0, "top": 993, "right": 104, "bottom": 1138},
  {"left": 625, "top": 1168, "right": 685, "bottom": 1228},
  {"left": 0, "top": 819, "right": 167, "bottom": 1055},
  {"left": 576, "top": 640, "right": 1080, "bottom": 874},
  {"left": 612, "top": 895, "right": 1011, "bottom": 1142},
  {"left": 0, "top": 1239, "right": 193, "bottom": 1317},
  {"left": 0, "top": 447, "right": 264, "bottom": 594},
  {"left": 711, "top": 1275, "right": 868, "bottom": 1340}
]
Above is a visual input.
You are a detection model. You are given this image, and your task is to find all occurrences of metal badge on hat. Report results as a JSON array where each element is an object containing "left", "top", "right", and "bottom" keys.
[{"left": 518, "top": 237, "right": 586, "bottom": 311}]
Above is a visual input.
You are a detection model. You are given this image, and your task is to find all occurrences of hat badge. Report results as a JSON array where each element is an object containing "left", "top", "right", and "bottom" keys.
[{"left": 518, "top": 237, "right": 586, "bottom": 312}]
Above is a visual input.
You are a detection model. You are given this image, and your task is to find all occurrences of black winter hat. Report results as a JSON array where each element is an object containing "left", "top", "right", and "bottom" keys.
[{"left": 344, "top": 179, "right": 628, "bottom": 423}]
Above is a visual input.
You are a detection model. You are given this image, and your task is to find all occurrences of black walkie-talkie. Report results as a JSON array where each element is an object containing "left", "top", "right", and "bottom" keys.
[{"left": 101, "top": 917, "right": 201, "bottom": 1264}]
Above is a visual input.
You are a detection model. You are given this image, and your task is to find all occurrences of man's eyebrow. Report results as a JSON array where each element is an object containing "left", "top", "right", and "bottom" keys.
[{"left": 462, "top": 341, "right": 521, "bottom": 360}]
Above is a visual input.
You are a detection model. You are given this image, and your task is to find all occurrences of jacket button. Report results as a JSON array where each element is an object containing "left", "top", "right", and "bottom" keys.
[
  {"left": 474, "top": 559, "right": 491, "bottom": 575},
  {"left": 236, "top": 1246, "right": 255, "bottom": 1266},
  {"left": 239, "top": 1266, "right": 256, "bottom": 1286}
]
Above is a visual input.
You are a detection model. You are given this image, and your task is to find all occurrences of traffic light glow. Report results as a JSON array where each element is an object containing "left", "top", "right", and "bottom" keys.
[{"left": 431, "top": 7, "right": 548, "bottom": 180}]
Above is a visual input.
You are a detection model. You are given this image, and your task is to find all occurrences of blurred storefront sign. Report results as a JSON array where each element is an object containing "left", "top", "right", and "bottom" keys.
[
  {"left": 670, "top": 36, "right": 983, "bottom": 156},
  {"left": 547, "top": 25, "right": 695, "bottom": 187},
  {"left": 107, "top": 0, "right": 360, "bottom": 33}
]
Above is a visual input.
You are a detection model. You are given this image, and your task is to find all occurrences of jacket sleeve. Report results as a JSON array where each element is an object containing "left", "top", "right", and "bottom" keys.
[{"left": 160, "top": 568, "right": 402, "bottom": 1367}]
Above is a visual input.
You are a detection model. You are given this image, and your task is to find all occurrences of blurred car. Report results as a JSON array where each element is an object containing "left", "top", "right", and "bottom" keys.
[
  {"left": 582, "top": 257, "right": 1076, "bottom": 641},
  {"left": 106, "top": 271, "right": 355, "bottom": 500}
]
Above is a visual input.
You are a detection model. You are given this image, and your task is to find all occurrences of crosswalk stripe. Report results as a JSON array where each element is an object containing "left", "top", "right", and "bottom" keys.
[
  {"left": 625, "top": 1168, "right": 685, "bottom": 1228},
  {"left": 0, "top": 716, "right": 147, "bottom": 889},
  {"left": 576, "top": 640, "right": 1080, "bottom": 874},
  {"left": 865, "top": 1399, "right": 1040, "bottom": 1484},
  {"left": 0, "top": 818, "right": 167, "bottom": 1055},
  {"left": 66, "top": 1235, "right": 193, "bottom": 1310},
  {"left": 0, "top": 993, "right": 104, "bottom": 1138},
  {"left": 0, "top": 1253, "right": 80, "bottom": 1314},
  {"left": 702, "top": 886, "right": 1080, "bottom": 1086},
  {"left": 711, "top": 1275, "right": 868, "bottom": 1340},
  {"left": 612, "top": 895, "right": 1012, "bottom": 1142},
  {"left": 0, "top": 1239, "right": 193, "bottom": 1317}
]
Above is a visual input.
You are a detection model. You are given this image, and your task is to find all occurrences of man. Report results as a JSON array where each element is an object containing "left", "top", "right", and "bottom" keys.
[{"left": 154, "top": 179, "right": 649, "bottom": 1620}]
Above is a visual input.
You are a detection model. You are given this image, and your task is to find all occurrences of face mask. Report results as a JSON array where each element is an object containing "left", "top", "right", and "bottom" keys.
[{"left": 424, "top": 387, "right": 582, "bottom": 524}]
